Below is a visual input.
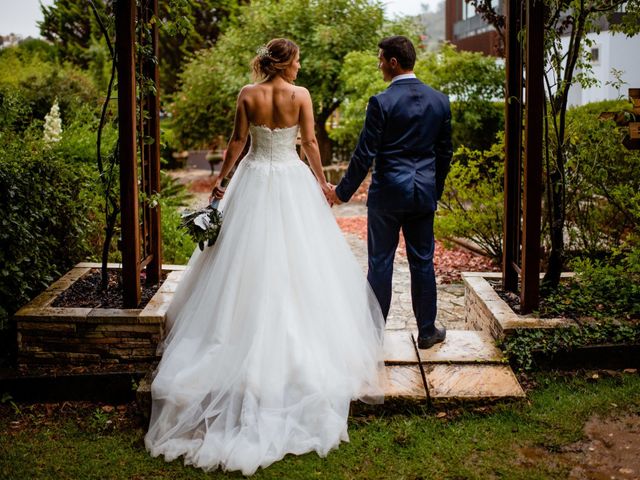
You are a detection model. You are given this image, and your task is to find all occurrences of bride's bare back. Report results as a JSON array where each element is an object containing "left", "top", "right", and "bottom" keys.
[
  {"left": 211, "top": 46, "right": 328, "bottom": 201},
  {"left": 242, "top": 80, "right": 303, "bottom": 129}
]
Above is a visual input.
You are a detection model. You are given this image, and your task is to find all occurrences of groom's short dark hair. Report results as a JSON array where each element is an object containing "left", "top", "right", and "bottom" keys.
[{"left": 378, "top": 36, "right": 416, "bottom": 70}]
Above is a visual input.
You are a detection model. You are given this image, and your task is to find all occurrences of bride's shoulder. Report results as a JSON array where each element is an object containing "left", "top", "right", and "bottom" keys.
[
  {"left": 293, "top": 85, "right": 311, "bottom": 99},
  {"left": 239, "top": 83, "right": 261, "bottom": 95}
]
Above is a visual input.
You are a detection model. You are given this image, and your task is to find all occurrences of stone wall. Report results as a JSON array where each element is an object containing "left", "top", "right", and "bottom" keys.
[
  {"left": 14, "top": 263, "right": 185, "bottom": 366},
  {"left": 463, "top": 272, "right": 577, "bottom": 341}
]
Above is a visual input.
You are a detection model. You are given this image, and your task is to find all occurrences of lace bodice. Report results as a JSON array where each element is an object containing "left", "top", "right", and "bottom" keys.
[{"left": 245, "top": 124, "right": 301, "bottom": 168}]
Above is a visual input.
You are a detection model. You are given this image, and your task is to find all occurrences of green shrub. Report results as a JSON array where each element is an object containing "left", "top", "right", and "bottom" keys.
[
  {"left": 0, "top": 132, "right": 100, "bottom": 329},
  {"left": 542, "top": 247, "right": 640, "bottom": 320},
  {"left": 160, "top": 197, "right": 195, "bottom": 265},
  {"left": 0, "top": 46, "right": 99, "bottom": 132},
  {"left": 560, "top": 100, "right": 640, "bottom": 256},
  {"left": 435, "top": 138, "right": 504, "bottom": 262}
]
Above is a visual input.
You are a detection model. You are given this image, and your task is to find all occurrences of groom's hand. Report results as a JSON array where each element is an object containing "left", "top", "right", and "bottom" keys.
[
  {"left": 321, "top": 182, "right": 335, "bottom": 207},
  {"left": 327, "top": 184, "right": 342, "bottom": 206}
]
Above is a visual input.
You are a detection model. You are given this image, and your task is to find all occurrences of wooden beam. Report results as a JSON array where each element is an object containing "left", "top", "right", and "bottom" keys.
[
  {"left": 520, "top": 0, "right": 543, "bottom": 313},
  {"left": 116, "top": 0, "right": 141, "bottom": 307},
  {"left": 502, "top": 0, "right": 523, "bottom": 293},
  {"left": 144, "top": 0, "right": 162, "bottom": 284}
]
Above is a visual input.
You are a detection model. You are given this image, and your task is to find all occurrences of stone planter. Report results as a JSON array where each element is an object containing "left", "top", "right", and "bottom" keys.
[
  {"left": 462, "top": 272, "right": 577, "bottom": 340},
  {"left": 13, "top": 262, "right": 185, "bottom": 367},
  {"left": 462, "top": 272, "right": 640, "bottom": 369}
]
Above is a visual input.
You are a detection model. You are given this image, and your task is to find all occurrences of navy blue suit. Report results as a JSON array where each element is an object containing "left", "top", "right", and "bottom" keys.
[{"left": 335, "top": 78, "right": 452, "bottom": 338}]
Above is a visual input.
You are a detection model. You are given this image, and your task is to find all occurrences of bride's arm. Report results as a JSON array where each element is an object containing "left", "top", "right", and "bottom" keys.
[
  {"left": 210, "top": 88, "right": 250, "bottom": 200},
  {"left": 298, "top": 88, "right": 330, "bottom": 193}
]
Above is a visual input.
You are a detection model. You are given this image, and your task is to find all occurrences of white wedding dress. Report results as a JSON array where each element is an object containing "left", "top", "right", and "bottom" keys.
[{"left": 144, "top": 124, "right": 385, "bottom": 475}]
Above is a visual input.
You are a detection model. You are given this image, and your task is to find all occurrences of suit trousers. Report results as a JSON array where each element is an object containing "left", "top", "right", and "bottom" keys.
[{"left": 367, "top": 209, "right": 437, "bottom": 339}]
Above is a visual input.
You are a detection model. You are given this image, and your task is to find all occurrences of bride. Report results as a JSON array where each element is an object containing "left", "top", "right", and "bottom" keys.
[{"left": 144, "top": 38, "right": 385, "bottom": 475}]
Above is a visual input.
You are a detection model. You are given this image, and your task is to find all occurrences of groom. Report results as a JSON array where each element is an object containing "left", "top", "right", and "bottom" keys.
[{"left": 327, "top": 35, "right": 453, "bottom": 349}]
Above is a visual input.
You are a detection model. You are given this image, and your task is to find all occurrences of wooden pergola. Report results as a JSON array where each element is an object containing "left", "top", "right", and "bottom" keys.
[
  {"left": 112, "top": 0, "right": 545, "bottom": 312},
  {"left": 502, "top": 0, "right": 544, "bottom": 313},
  {"left": 115, "top": 0, "right": 162, "bottom": 307}
]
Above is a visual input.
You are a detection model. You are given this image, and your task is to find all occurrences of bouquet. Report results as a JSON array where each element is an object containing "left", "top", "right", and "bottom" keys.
[{"left": 180, "top": 203, "right": 223, "bottom": 251}]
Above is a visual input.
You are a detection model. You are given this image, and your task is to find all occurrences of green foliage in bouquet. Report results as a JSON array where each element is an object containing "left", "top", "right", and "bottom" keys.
[{"left": 180, "top": 207, "right": 223, "bottom": 251}]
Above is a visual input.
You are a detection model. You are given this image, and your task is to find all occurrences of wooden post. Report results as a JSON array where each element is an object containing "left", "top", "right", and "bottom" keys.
[
  {"left": 502, "top": 0, "right": 523, "bottom": 293},
  {"left": 144, "top": 0, "right": 162, "bottom": 284},
  {"left": 116, "top": 0, "right": 141, "bottom": 307},
  {"left": 520, "top": 0, "right": 543, "bottom": 312}
]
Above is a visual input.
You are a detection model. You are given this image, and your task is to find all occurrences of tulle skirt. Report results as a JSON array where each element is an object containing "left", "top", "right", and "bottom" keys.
[{"left": 144, "top": 153, "right": 385, "bottom": 475}]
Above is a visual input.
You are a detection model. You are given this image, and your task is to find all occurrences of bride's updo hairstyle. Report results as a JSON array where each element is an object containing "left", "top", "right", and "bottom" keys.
[{"left": 251, "top": 38, "right": 299, "bottom": 80}]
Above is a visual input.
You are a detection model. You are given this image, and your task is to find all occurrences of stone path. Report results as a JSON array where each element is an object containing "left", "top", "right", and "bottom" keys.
[{"left": 332, "top": 203, "right": 525, "bottom": 405}]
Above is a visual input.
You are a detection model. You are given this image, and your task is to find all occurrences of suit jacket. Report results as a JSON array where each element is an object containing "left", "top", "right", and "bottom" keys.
[{"left": 335, "top": 78, "right": 453, "bottom": 212}]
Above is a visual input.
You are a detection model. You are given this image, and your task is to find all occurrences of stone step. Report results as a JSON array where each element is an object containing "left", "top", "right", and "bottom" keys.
[
  {"left": 383, "top": 329, "right": 507, "bottom": 365},
  {"left": 381, "top": 329, "right": 525, "bottom": 403},
  {"left": 424, "top": 363, "right": 525, "bottom": 405}
]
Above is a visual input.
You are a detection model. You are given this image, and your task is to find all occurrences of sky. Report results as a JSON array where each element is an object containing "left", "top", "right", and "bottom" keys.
[{"left": 0, "top": 0, "right": 442, "bottom": 38}]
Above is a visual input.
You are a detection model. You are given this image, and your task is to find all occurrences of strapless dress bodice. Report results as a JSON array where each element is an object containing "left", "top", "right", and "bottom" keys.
[{"left": 245, "top": 124, "right": 301, "bottom": 167}]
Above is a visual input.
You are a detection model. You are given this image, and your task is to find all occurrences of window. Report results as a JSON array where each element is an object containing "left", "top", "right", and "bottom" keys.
[
  {"left": 461, "top": 0, "right": 477, "bottom": 20},
  {"left": 590, "top": 47, "right": 599, "bottom": 64}
]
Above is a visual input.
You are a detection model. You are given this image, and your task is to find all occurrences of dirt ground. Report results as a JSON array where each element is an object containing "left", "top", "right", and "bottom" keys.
[{"left": 520, "top": 413, "right": 640, "bottom": 480}]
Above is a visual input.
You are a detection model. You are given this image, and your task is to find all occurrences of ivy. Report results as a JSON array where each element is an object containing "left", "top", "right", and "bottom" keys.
[{"left": 501, "top": 319, "right": 640, "bottom": 371}]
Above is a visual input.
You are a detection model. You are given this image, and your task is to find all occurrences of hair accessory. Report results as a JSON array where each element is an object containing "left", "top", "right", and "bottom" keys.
[{"left": 256, "top": 45, "right": 271, "bottom": 59}]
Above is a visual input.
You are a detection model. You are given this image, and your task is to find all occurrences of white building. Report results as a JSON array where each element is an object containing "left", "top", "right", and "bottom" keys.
[{"left": 565, "top": 29, "right": 640, "bottom": 106}]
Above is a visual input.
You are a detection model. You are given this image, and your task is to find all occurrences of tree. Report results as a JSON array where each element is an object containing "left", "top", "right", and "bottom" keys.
[
  {"left": 171, "top": 0, "right": 386, "bottom": 162},
  {"left": 39, "top": 0, "right": 106, "bottom": 66},
  {"left": 155, "top": 0, "right": 243, "bottom": 94},
  {"left": 39, "top": 0, "right": 240, "bottom": 94},
  {"left": 468, "top": 0, "right": 640, "bottom": 290}
]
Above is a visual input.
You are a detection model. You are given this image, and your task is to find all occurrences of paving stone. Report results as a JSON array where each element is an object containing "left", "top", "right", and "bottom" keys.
[
  {"left": 383, "top": 330, "right": 419, "bottom": 364},
  {"left": 157, "top": 270, "right": 184, "bottom": 293},
  {"left": 140, "top": 291, "right": 173, "bottom": 319},
  {"left": 48, "top": 267, "right": 92, "bottom": 291},
  {"left": 414, "top": 330, "right": 506, "bottom": 364},
  {"left": 15, "top": 306, "right": 92, "bottom": 322},
  {"left": 86, "top": 309, "right": 142, "bottom": 323},
  {"left": 425, "top": 364, "right": 525, "bottom": 402},
  {"left": 382, "top": 365, "right": 427, "bottom": 400}
]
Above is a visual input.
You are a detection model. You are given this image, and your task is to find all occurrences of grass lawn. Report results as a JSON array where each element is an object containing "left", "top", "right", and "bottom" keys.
[{"left": 1, "top": 371, "right": 639, "bottom": 479}]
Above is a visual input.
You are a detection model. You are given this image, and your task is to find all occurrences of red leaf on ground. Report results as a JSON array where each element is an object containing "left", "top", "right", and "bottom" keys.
[{"left": 336, "top": 215, "right": 498, "bottom": 283}]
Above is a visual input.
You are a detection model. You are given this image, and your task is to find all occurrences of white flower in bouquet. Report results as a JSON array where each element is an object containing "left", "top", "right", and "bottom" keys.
[
  {"left": 43, "top": 100, "right": 62, "bottom": 146},
  {"left": 180, "top": 205, "right": 223, "bottom": 251},
  {"left": 194, "top": 212, "right": 212, "bottom": 231}
]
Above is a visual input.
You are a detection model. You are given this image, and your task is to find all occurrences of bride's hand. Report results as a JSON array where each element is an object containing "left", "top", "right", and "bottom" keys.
[
  {"left": 320, "top": 182, "right": 336, "bottom": 207},
  {"left": 209, "top": 176, "right": 226, "bottom": 204}
]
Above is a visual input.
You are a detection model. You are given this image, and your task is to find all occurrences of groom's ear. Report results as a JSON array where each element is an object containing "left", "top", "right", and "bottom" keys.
[{"left": 389, "top": 57, "right": 398, "bottom": 70}]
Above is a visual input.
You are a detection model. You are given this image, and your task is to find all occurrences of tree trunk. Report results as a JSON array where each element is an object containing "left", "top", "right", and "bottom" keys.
[
  {"left": 542, "top": 169, "right": 564, "bottom": 291},
  {"left": 316, "top": 113, "right": 333, "bottom": 166}
]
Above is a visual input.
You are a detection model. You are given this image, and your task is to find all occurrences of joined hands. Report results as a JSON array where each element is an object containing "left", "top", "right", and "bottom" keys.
[{"left": 321, "top": 183, "right": 342, "bottom": 207}]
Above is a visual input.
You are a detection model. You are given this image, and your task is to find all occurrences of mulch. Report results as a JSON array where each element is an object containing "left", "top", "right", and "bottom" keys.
[
  {"left": 336, "top": 216, "right": 498, "bottom": 283},
  {"left": 51, "top": 269, "right": 168, "bottom": 310}
]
